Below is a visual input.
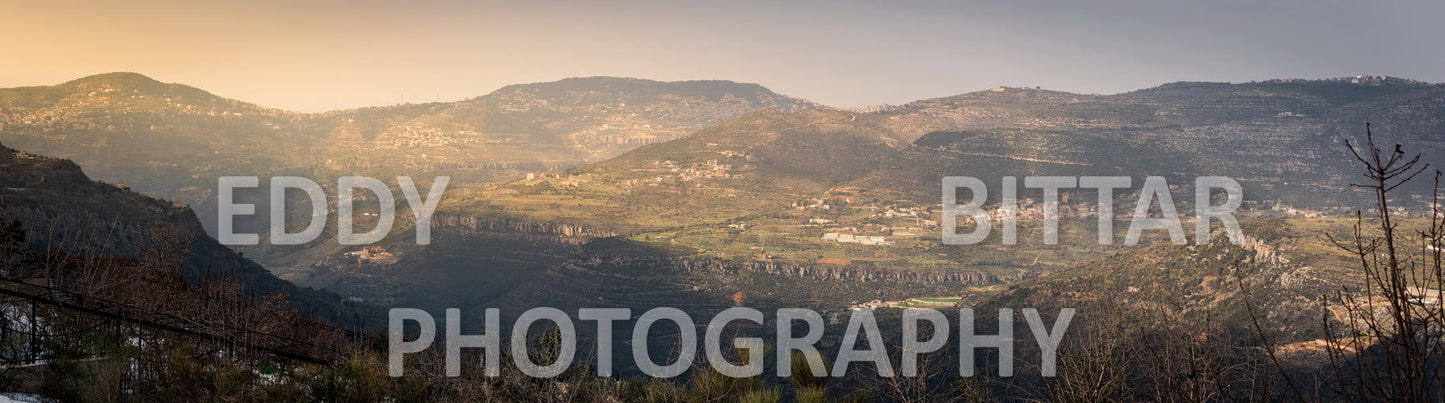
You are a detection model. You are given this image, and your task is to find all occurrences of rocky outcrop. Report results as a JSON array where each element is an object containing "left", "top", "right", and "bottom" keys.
[
  {"left": 674, "top": 257, "right": 997, "bottom": 285},
  {"left": 435, "top": 214, "right": 616, "bottom": 241}
]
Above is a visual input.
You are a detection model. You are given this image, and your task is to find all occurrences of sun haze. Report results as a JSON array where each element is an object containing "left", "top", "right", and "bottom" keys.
[{"left": 3, "top": 0, "right": 1441, "bottom": 112}]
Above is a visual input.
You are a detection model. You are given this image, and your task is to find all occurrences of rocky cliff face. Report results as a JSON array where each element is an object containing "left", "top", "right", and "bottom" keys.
[
  {"left": 435, "top": 214, "right": 617, "bottom": 240},
  {"left": 675, "top": 257, "right": 999, "bottom": 285}
]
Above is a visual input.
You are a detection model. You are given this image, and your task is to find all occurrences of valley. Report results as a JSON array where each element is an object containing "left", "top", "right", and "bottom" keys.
[
  {"left": 4, "top": 73, "right": 1444, "bottom": 338},
  {"left": 7, "top": 0, "right": 1443, "bottom": 399}
]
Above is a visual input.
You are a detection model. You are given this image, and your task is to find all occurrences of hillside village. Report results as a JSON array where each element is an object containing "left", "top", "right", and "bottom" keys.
[{"left": 502, "top": 150, "right": 1380, "bottom": 260}]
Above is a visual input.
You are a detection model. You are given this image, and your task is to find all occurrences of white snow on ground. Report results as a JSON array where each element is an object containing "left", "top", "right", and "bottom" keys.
[{"left": 0, "top": 393, "right": 47, "bottom": 403}]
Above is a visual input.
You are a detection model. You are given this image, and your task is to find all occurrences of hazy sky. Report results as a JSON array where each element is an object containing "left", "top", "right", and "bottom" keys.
[{"left": 2, "top": 0, "right": 1441, "bottom": 112}]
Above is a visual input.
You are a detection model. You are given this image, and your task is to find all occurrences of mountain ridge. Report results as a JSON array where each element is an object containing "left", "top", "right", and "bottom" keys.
[
  {"left": 0, "top": 72, "right": 822, "bottom": 236},
  {"left": 15, "top": 72, "right": 1435, "bottom": 115},
  {"left": 6, "top": 72, "right": 1445, "bottom": 326},
  {"left": 6, "top": 72, "right": 820, "bottom": 114},
  {"left": 0, "top": 142, "right": 375, "bottom": 326}
]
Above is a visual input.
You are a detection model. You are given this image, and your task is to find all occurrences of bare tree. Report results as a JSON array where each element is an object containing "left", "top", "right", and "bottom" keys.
[{"left": 1314, "top": 123, "right": 1445, "bottom": 401}]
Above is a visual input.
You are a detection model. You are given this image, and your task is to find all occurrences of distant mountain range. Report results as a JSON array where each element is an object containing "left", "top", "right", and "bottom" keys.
[
  {"left": 597, "top": 77, "right": 1444, "bottom": 206},
  {"left": 0, "top": 73, "right": 819, "bottom": 235},
  {"left": 4, "top": 72, "right": 1444, "bottom": 327},
  {"left": 266, "top": 75, "right": 1445, "bottom": 317},
  {"left": 435, "top": 75, "right": 1445, "bottom": 255}
]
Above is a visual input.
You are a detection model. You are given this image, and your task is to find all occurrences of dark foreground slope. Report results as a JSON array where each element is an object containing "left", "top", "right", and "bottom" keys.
[{"left": 0, "top": 143, "right": 374, "bottom": 327}]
